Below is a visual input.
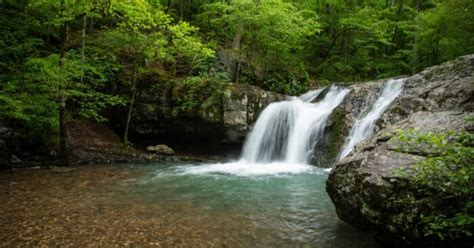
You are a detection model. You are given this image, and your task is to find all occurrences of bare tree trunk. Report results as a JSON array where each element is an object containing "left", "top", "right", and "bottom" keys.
[
  {"left": 81, "top": 14, "right": 87, "bottom": 83},
  {"left": 59, "top": 0, "right": 69, "bottom": 166},
  {"left": 180, "top": 0, "right": 184, "bottom": 21},
  {"left": 124, "top": 71, "right": 137, "bottom": 145},
  {"left": 412, "top": 0, "right": 420, "bottom": 73},
  {"left": 231, "top": 22, "right": 244, "bottom": 83}
]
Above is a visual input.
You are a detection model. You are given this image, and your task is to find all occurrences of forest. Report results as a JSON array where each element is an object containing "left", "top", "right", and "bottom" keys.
[
  {"left": 1, "top": 0, "right": 473, "bottom": 155},
  {"left": 1, "top": 0, "right": 473, "bottom": 246}
]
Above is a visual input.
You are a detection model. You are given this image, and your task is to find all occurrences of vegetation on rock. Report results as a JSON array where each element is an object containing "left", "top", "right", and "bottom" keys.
[{"left": 392, "top": 128, "right": 474, "bottom": 242}]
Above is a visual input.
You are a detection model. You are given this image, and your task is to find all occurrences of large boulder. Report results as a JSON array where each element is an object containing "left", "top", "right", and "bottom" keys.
[{"left": 326, "top": 55, "right": 474, "bottom": 245}]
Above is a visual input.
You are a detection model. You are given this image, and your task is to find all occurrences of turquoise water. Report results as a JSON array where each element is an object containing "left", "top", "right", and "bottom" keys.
[{"left": 118, "top": 162, "right": 380, "bottom": 247}]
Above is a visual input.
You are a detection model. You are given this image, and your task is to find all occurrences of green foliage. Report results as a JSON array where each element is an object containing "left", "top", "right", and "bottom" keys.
[
  {"left": 393, "top": 129, "right": 474, "bottom": 240},
  {"left": 1, "top": 0, "right": 474, "bottom": 150},
  {"left": 416, "top": 0, "right": 474, "bottom": 70},
  {"left": 0, "top": 0, "right": 213, "bottom": 148},
  {"left": 198, "top": 0, "right": 319, "bottom": 93},
  {"left": 172, "top": 73, "right": 228, "bottom": 115}
]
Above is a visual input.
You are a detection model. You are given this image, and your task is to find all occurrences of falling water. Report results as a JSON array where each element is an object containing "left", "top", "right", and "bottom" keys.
[
  {"left": 240, "top": 86, "right": 350, "bottom": 164},
  {"left": 180, "top": 86, "right": 348, "bottom": 176},
  {"left": 298, "top": 89, "right": 323, "bottom": 102},
  {"left": 338, "top": 79, "right": 405, "bottom": 160}
]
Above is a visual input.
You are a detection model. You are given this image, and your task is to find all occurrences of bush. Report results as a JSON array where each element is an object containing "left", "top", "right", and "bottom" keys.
[{"left": 393, "top": 128, "right": 474, "bottom": 241}]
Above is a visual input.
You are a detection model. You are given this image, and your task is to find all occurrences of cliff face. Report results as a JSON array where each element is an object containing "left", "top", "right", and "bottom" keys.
[{"left": 325, "top": 55, "right": 474, "bottom": 245}]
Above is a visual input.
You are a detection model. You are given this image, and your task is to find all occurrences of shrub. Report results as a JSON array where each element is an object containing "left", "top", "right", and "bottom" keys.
[{"left": 393, "top": 128, "right": 474, "bottom": 241}]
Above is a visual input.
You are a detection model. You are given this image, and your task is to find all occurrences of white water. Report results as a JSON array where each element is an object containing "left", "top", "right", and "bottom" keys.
[
  {"left": 298, "top": 89, "right": 323, "bottom": 102},
  {"left": 181, "top": 86, "right": 349, "bottom": 176},
  {"left": 240, "top": 86, "right": 349, "bottom": 164},
  {"left": 338, "top": 79, "right": 405, "bottom": 160},
  {"left": 180, "top": 161, "right": 319, "bottom": 177}
]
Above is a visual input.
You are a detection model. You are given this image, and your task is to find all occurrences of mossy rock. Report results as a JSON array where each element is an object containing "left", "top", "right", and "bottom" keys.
[{"left": 310, "top": 106, "right": 349, "bottom": 167}]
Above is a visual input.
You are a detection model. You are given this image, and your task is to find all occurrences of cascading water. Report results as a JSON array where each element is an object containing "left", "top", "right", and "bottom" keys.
[
  {"left": 240, "top": 86, "right": 350, "bottom": 164},
  {"left": 298, "top": 89, "right": 323, "bottom": 102},
  {"left": 338, "top": 78, "right": 405, "bottom": 160},
  {"left": 241, "top": 86, "right": 349, "bottom": 163},
  {"left": 182, "top": 86, "right": 349, "bottom": 176}
]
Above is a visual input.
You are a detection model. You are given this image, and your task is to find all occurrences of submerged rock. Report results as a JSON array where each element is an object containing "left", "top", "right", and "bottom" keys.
[{"left": 326, "top": 54, "right": 474, "bottom": 246}]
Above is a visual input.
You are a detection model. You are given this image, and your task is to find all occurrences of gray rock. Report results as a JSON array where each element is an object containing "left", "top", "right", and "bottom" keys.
[
  {"left": 327, "top": 111, "right": 472, "bottom": 241},
  {"left": 146, "top": 144, "right": 175, "bottom": 155},
  {"left": 326, "top": 55, "right": 474, "bottom": 244},
  {"left": 327, "top": 112, "right": 472, "bottom": 240},
  {"left": 311, "top": 80, "right": 385, "bottom": 167}
]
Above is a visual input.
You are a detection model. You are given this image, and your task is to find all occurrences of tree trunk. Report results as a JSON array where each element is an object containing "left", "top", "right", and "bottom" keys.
[
  {"left": 59, "top": 0, "right": 69, "bottom": 166},
  {"left": 59, "top": 99, "right": 69, "bottom": 165},
  {"left": 166, "top": 0, "right": 171, "bottom": 14},
  {"left": 124, "top": 71, "right": 137, "bottom": 145},
  {"left": 180, "top": 0, "right": 184, "bottom": 21},
  {"left": 81, "top": 14, "right": 87, "bottom": 83},
  {"left": 412, "top": 0, "right": 420, "bottom": 73},
  {"left": 231, "top": 22, "right": 244, "bottom": 83}
]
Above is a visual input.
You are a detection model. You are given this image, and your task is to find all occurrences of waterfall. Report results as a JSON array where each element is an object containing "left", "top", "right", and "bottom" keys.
[
  {"left": 240, "top": 86, "right": 350, "bottom": 164},
  {"left": 338, "top": 79, "right": 405, "bottom": 160},
  {"left": 298, "top": 89, "right": 323, "bottom": 102}
]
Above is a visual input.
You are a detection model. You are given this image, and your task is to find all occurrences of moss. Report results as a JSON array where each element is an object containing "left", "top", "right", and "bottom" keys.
[{"left": 311, "top": 106, "right": 348, "bottom": 166}]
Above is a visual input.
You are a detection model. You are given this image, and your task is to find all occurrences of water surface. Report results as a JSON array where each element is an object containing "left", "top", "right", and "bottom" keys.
[{"left": 0, "top": 162, "right": 379, "bottom": 247}]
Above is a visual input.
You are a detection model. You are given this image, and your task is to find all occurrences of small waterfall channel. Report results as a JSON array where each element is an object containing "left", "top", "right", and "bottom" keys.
[{"left": 338, "top": 79, "right": 405, "bottom": 160}]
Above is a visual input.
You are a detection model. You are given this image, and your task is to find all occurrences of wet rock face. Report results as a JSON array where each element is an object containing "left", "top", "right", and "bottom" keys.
[
  {"left": 326, "top": 54, "right": 474, "bottom": 245},
  {"left": 312, "top": 81, "right": 385, "bottom": 167},
  {"left": 379, "top": 55, "right": 474, "bottom": 129}
]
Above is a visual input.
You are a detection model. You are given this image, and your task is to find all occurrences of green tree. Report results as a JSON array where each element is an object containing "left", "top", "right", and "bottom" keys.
[
  {"left": 97, "top": 0, "right": 214, "bottom": 144},
  {"left": 416, "top": 0, "right": 474, "bottom": 70},
  {"left": 199, "top": 0, "right": 320, "bottom": 94}
]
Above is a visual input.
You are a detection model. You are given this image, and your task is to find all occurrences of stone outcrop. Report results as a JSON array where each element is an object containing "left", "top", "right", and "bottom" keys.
[
  {"left": 326, "top": 55, "right": 474, "bottom": 245},
  {"left": 128, "top": 82, "right": 285, "bottom": 152},
  {"left": 221, "top": 83, "right": 285, "bottom": 142}
]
